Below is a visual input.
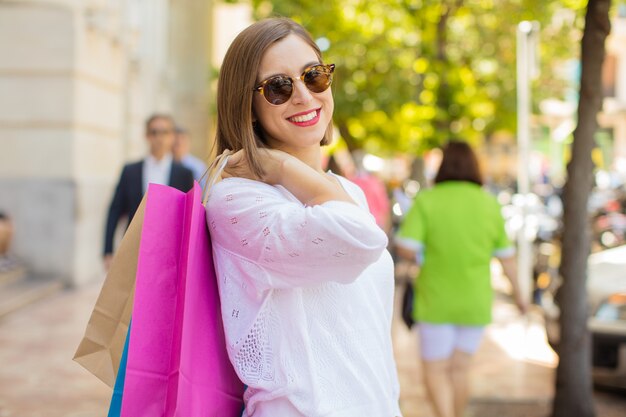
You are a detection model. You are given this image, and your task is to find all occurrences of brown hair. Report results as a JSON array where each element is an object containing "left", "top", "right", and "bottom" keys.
[
  {"left": 434, "top": 141, "right": 483, "bottom": 186},
  {"left": 145, "top": 113, "right": 175, "bottom": 133},
  {"left": 215, "top": 17, "right": 333, "bottom": 178}
]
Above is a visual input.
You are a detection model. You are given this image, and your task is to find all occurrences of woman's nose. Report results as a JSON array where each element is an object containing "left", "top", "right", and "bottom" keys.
[{"left": 290, "top": 79, "right": 313, "bottom": 105}]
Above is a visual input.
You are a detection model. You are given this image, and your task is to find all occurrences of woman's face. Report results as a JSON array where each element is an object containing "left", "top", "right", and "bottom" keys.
[{"left": 252, "top": 34, "right": 334, "bottom": 153}]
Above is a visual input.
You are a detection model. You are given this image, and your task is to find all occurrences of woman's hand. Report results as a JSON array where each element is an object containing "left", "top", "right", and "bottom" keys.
[
  {"left": 222, "top": 148, "right": 289, "bottom": 184},
  {"left": 514, "top": 293, "right": 529, "bottom": 315},
  {"left": 498, "top": 256, "right": 529, "bottom": 316},
  {"left": 221, "top": 148, "right": 355, "bottom": 206}
]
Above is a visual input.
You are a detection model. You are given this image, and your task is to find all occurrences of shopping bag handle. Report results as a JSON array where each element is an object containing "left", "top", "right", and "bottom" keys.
[{"left": 201, "top": 150, "right": 232, "bottom": 205}]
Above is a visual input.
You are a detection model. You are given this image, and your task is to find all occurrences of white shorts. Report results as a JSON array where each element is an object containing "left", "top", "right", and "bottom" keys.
[{"left": 418, "top": 322, "right": 485, "bottom": 361}]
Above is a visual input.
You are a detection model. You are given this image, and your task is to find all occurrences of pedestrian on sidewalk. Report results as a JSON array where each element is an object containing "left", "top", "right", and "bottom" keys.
[
  {"left": 345, "top": 150, "right": 392, "bottom": 234},
  {"left": 205, "top": 17, "right": 402, "bottom": 417},
  {"left": 173, "top": 125, "right": 208, "bottom": 187},
  {"left": 395, "top": 141, "right": 527, "bottom": 417},
  {"left": 103, "top": 114, "right": 194, "bottom": 271}
]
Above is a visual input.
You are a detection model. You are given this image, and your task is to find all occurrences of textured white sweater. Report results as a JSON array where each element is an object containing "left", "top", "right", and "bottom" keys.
[{"left": 206, "top": 174, "right": 402, "bottom": 417}]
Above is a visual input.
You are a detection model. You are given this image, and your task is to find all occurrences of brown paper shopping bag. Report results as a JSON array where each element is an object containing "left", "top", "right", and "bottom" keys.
[{"left": 73, "top": 197, "right": 146, "bottom": 387}]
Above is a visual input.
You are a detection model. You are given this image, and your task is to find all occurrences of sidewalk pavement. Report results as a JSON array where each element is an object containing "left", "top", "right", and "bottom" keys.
[{"left": 0, "top": 280, "right": 624, "bottom": 417}]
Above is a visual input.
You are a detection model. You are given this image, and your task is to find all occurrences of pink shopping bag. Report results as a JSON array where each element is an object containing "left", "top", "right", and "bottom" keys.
[{"left": 121, "top": 182, "right": 244, "bottom": 417}]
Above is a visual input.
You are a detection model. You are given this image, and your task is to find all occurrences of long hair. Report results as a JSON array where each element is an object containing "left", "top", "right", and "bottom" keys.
[
  {"left": 434, "top": 141, "right": 483, "bottom": 186},
  {"left": 215, "top": 17, "right": 333, "bottom": 178}
]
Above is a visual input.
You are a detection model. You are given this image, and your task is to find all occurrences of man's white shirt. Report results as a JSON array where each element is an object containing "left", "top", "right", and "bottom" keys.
[{"left": 142, "top": 154, "right": 173, "bottom": 193}]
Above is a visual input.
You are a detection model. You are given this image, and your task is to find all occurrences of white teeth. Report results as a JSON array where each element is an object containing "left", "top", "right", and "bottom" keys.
[{"left": 289, "top": 110, "right": 317, "bottom": 123}]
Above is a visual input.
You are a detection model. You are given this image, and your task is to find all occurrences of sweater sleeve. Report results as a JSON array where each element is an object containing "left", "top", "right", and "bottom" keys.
[{"left": 206, "top": 178, "right": 388, "bottom": 289}]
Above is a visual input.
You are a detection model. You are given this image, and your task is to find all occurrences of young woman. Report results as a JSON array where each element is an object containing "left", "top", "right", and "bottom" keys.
[
  {"left": 396, "top": 141, "right": 527, "bottom": 417},
  {"left": 205, "top": 18, "right": 401, "bottom": 417}
]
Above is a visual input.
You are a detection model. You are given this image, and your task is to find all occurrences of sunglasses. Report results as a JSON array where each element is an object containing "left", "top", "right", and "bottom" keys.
[
  {"left": 148, "top": 128, "right": 174, "bottom": 136},
  {"left": 254, "top": 63, "right": 335, "bottom": 105}
]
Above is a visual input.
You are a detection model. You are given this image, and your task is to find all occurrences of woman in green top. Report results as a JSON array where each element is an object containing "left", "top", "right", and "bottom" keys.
[{"left": 396, "top": 141, "right": 526, "bottom": 417}]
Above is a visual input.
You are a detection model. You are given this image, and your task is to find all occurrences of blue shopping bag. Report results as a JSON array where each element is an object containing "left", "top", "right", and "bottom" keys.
[{"left": 108, "top": 323, "right": 131, "bottom": 417}]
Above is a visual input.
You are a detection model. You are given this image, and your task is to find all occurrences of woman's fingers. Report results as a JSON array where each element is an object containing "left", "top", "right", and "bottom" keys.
[
  {"left": 223, "top": 150, "right": 256, "bottom": 180},
  {"left": 221, "top": 148, "right": 289, "bottom": 183},
  {"left": 226, "top": 149, "right": 244, "bottom": 166}
]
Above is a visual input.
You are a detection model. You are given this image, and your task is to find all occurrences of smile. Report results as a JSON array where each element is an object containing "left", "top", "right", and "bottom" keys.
[{"left": 287, "top": 109, "right": 320, "bottom": 126}]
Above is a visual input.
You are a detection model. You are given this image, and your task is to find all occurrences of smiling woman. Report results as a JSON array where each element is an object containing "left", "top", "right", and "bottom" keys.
[
  {"left": 206, "top": 17, "right": 402, "bottom": 417},
  {"left": 251, "top": 34, "right": 335, "bottom": 156}
]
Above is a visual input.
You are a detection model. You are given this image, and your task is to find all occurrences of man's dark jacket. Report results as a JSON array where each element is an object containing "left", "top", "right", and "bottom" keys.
[{"left": 103, "top": 160, "right": 194, "bottom": 255}]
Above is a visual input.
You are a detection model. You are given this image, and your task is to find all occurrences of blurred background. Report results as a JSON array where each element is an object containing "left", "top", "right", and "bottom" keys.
[
  {"left": 1, "top": 0, "right": 626, "bottom": 416},
  {"left": 2, "top": 0, "right": 626, "bottom": 289},
  {"left": 0, "top": 0, "right": 253, "bottom": 290}
]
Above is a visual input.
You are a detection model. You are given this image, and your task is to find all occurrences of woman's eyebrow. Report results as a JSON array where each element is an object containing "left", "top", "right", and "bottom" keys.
[
  {"left": 259, "top": 61, "right": 322, "bottom": 81},
  {"left": 301, "top": 61, "right": 321, "bottom": 72}
]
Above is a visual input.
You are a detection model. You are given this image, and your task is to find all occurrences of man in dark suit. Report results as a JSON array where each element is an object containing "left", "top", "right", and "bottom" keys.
[{"left": 103, "top": 114, "right": 194, "bottom": 270}]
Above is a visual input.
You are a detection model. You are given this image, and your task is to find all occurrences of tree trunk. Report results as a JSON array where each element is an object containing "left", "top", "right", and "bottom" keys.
[
  {"left": 551, "top": 1, "right": 611, "bottom": 417},
  {"left": 433, "top": 0, "right": 464, "bottom": 141},
  {"left": 336, "top": 122, "right": 357, "bottom": 151}
]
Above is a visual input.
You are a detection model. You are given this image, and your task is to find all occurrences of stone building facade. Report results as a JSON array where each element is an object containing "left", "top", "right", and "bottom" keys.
[{"left": 0, "top": 0, "right": 249, "bottom": 287}]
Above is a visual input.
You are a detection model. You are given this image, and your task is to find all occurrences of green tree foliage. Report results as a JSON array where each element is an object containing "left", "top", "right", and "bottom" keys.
[{"left": 251, "top": 0, "right": 587, "bottom": 154}]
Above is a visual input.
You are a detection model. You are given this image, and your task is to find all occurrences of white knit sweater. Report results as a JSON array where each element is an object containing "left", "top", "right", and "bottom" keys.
[{"left": 206, "top": 174, "right": 402, "bottom": 417}]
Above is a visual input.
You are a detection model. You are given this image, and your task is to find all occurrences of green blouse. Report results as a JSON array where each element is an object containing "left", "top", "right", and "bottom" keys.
[{"left": 397, "top": 181, "right": 513, "bottom": 325}]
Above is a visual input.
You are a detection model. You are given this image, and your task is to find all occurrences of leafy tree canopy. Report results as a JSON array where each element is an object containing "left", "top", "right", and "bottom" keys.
[{"left": 249, "top": 0, "right": 591, "bottom": 154}]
